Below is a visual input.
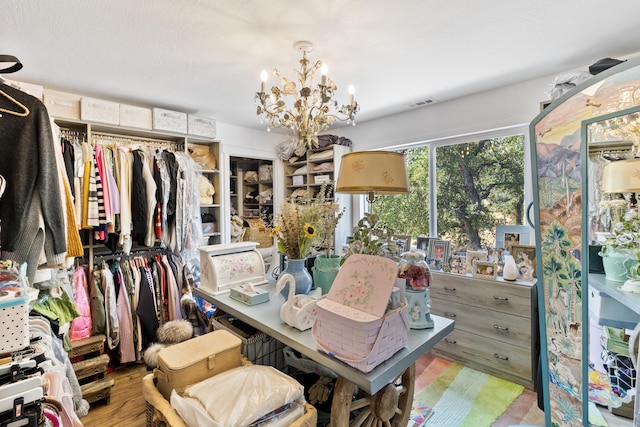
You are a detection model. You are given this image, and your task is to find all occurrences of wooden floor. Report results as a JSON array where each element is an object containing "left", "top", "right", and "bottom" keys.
[
  {"left": 80, "top": 362, "right": 149, "bottom": 427},
  {"left": 78, "top": 359, "right": 630, "bottom": 427}
]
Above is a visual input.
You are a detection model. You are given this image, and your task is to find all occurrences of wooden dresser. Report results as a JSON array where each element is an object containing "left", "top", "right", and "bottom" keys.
[{"left": 429, "top": 272, "right": 538, "bottom": 389}]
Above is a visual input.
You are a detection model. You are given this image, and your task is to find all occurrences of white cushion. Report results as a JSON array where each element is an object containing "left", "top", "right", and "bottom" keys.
[{"left": 171, "top": 365, "right": 304, "bottom": 427}]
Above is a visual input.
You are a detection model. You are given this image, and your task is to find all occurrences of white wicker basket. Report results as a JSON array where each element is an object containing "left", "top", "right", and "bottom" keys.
[
  {"left": 311, "top": 254, "right": 409, "bottom": 373},
  {"left": 313, "top": 301, "right": 408, "bottom": 372}
]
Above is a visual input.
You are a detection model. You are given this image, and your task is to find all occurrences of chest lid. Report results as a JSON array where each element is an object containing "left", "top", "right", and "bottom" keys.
[
  {"left": 325, "top": 254, "right": 398, "bottom": 318},
  {"left": 158, "top": 329, "right": 241, "bottom": 370}
]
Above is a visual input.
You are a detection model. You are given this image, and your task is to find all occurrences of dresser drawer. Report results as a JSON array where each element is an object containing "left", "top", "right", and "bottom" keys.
[
  {"left": 433, "top": 329, "right": 532, "bottom": 383},
  {"left": 430, "top": 272, "right": 532, "bottom": 317},
  {"left": 431, "top": 299, "right": 531, "bottom": 348}
]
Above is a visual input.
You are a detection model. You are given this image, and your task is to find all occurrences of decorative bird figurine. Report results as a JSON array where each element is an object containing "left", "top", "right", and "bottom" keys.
[{"left": 274, "top": 273, "right": 323, "bottom": 331}]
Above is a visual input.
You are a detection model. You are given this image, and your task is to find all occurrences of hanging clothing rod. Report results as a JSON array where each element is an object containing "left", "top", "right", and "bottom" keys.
[
  {"left": 92, "top": 246, "right": 169, "bottom": 263},
  {"left": 92, "top": 131, "right": 177, "bottom": 145}
]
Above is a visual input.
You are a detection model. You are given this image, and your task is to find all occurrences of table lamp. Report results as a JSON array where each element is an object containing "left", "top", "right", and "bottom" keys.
[
  {"left": 601, "top": 158, "right": 640, "bottom": 292},
  {"left": 335, "top": 151, "right": 410, "bottom": 204},
  {"left": 601, "top": 158, "right": 640, "bottom": 194}
]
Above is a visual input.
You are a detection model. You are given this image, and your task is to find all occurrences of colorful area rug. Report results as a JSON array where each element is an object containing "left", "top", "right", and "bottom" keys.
[{"left": 413, "top": 356, "right": 525, "bottom": 427}]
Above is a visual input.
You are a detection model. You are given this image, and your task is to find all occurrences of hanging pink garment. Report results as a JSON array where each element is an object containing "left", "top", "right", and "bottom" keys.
[{"left": 69, "top": 266, "right": 92, "bottom": 341}]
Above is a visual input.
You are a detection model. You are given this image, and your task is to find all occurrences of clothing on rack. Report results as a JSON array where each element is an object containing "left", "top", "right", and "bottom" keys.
[
  {"left": 88, "top": 249, "right": 188, "bottom": 363},
  {"left": 64, "top": 133, "right": 204, "bottom": 258},
  {"left": 0, "top": 82, "right": 67, "bottom": 284}
]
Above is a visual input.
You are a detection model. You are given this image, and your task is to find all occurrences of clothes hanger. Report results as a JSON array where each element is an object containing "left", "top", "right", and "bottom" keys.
[
  {"left": 0, "top": 90, "right": 30, "bottom": 117},
  {"left": 0, "top": 55, "right": 29, "bottom": 117}
]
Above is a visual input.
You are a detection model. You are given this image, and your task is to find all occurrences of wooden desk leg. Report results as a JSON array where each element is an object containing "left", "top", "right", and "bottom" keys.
[{"left": 330, "top": 363, "right": 416, "bottom": 427}]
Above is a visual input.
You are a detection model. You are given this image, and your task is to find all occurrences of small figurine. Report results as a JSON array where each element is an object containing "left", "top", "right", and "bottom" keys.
[{"left": 275, "top": 273, "right": 323, "bottom": 331}]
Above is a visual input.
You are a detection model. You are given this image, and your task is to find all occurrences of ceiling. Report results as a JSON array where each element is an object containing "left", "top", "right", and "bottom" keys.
[{"left": 3, "top": 0, "right": 640, "bottom": 133}]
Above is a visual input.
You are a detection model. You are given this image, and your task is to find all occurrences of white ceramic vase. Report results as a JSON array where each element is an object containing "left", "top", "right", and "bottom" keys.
[{"left": 503, "top": 254, "right": 518, "bottom": 281}]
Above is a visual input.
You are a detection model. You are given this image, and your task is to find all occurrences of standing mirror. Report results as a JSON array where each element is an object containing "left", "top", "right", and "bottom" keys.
[{"left": 531, "top": 58, "right": 640, "bottom": 426}]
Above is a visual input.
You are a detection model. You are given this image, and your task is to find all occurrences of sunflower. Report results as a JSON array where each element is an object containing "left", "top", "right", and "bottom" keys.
[{"left": 303, "top": 223, "right": 317, "bottom": 238}]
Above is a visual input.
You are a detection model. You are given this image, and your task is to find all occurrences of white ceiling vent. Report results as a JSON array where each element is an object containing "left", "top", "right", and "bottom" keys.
[{"left": 407, "top": 99, "right": 436, "bottom": 108}]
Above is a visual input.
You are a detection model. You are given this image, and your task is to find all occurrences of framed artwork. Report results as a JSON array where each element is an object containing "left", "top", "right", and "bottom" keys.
[
  {"left": 428, "top": 239, "right": 450, "bottom": 261},
  {"left": 495, "top": 225, "right": 531, "bottom": 252},
  {"left": 426, "top": 258, "right": 444, "bottom": 271},
  {"left": 393, "top": 234, "right": 412, "bottom": 253},
  {"left": 486, "top": 247, "right": 504, "bottom": 264},
  {"left": 466, "top": 250, "right": 487, "bottom": 273},
  {"left": 472, "top": 260, "right": 498, "bottom": 279},
  {"left": 415, "top": 236, "right": 433, "bottom": 252},
  {"left": 511, "top": 244, "right": 536, "bottom": 281},
  {"left": 448, "top": 255, "right": 467, "bottom": 275}
]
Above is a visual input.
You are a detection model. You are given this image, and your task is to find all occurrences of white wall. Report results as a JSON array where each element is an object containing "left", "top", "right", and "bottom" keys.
[
  {"left": 337, "top": 73, "right": 555, "bottom": 150},
  {"left": 216, "top": 121, "right": 285, "bottom": 149}
]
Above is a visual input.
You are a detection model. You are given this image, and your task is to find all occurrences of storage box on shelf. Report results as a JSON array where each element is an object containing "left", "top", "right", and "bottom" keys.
[
  {"left": 428, "top": 271, "right": 537, "bottom": 389},
  {"left": 282, "top": 144, "right": 352, "bottom": 253}
]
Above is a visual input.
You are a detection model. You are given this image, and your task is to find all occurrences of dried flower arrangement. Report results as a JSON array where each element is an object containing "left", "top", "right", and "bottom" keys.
[{"left": 270, "top": 183, "right": 345, "bottom": 259}]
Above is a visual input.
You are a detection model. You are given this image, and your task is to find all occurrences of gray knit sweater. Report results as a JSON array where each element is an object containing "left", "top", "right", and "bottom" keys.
[{"left": 0, "top": 82, "right": 66, "bottom": 273}]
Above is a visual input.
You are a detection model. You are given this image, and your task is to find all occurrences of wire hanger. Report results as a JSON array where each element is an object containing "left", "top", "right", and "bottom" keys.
[
  {"left": 0, "top": 89, "right": 30, "bottom": 117},
  {"left": 0, "top": 55, "right": 30, "bottom": 117}
]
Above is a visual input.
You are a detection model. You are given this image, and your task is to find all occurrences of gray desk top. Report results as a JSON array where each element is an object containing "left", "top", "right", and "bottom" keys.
[
  {"left": 193, "top": 286, "right": 454, "bottom": 395},
  {"left": 589, "top": 273, "right": 640, "bottom": 315}
]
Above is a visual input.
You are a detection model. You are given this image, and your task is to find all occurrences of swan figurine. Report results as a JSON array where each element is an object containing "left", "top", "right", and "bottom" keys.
[{"left": 275, "top": 273, "right": 323, "bottom": 331}]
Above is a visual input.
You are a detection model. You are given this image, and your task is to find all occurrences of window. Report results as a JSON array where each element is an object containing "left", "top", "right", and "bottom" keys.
[
  {"left": 435, "top": 135, "right": 524, "bottom": 249},
  {"left": 373, "top": 130, "right": 527, "bottom": 251},
  {"left": 373, "top": 147, "right": 430, "bottom": 241}
]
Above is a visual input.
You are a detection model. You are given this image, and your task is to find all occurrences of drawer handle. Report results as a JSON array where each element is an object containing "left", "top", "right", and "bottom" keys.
[
  {"left": 493, "top": 325, "right": 509, "bottom": 331},
  {"left": 493, "top": 353, "right": 509, "bottom": 361},
  {"left": 444, "top": 287, "right": 456, "bottom": 293},
  {"left": 444, "top": 338, "right": 457, "bottom": 344},
  {"left": 493, "top": 296, "right": 509, "bottom": 302},
  {"left": 443, "top": 312, "right": 457, "bottom": 318}
]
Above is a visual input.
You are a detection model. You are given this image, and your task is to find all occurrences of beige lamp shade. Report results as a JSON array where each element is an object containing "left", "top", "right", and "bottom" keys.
[
  {"left": 336, "top": 151, "right": 410, "bottom": 202},
  {"left": 602, "top": 158, "right": 640, "bottom": 193}
]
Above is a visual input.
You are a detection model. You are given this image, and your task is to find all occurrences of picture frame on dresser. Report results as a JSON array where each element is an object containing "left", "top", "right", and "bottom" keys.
[
  {"left": 448, "top": 255, "right": 467, "bottom": 275},
  {"left": 472, "top": 260, "right": 498, "bottom": 279},
  {"left": 428, "top": 239, "right": 450, "bottom": 261},
  {"left": 511, "top": 244, "right": 536, "bottom": 281},
  {"left": 415, "top": 236, "right": 432, "bottom": 252},
  {"left": 465, "top": 249, "right": 487, "bottom": 274},
  {"left": 393, "top": 234, "right": 411, "bottom": 253},
  {"left": 495, "top": 224, "right": 530, "bottom": 251}
]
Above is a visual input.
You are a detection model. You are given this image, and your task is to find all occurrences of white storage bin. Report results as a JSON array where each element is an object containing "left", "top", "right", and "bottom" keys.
[
  {"left": 0, "top": 263, "right": 29, "bottom": 354},
  {"left": 153, "top": 108, "right": 187, "bottom": 134},
  {"left": 81, "top": 97, "right": 120, "bottom": 125},
  {"left": 43, "top": 89, "right": 81, "bottom": 119},
  {"left": 119, "top": 104, "right": 152, "bottom": 129},
  {"left": 188, "top": 115, "right": 217, "bottom": 138}
]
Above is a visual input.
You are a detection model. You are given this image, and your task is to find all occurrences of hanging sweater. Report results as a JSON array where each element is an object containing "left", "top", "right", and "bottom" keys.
[{"left": 0, "top": 82, "right": 66, "bottom": 271}]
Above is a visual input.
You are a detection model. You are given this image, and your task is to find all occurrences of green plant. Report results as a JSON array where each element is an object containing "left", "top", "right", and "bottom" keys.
[
  {"left": 342, "top": 212, "right": 400, "bottom": 263},
  {"left": 602, "top": 208, "right": 640, "bottom": 279}
]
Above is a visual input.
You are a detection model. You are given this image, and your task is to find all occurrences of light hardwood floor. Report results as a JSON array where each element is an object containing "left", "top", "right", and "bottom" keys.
[
  {"left": 78, "top": 361, "right": 630, "bottom": 427},
  {"left": 80, "top": 363, "right": 149, "bottom": 427}
]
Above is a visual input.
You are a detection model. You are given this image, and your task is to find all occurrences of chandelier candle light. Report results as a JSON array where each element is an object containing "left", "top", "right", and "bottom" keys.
[{"left": 255, "top": 41, "right": 359, "bottom": 151}]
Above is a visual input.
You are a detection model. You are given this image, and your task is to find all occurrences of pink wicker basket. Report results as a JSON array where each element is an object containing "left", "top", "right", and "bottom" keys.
[{"left": 311, "top": 254, "right": 409, "bottom": 373}]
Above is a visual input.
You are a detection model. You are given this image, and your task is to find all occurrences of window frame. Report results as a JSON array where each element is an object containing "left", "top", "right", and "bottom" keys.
[{"left": 381, "top": 124, "right": 533, "bottom": 239}]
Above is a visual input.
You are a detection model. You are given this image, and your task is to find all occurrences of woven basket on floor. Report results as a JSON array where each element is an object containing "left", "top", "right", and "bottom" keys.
[{"left": 143, "top": 373, "right": 317, "bottom": 427}]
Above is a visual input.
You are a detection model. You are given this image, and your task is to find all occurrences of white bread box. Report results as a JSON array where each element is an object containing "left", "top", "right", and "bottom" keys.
[{"left": 198, "top": 242, "right": 268, "bottom": 295}]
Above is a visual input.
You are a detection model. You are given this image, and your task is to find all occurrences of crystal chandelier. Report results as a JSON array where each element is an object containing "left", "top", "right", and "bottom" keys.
[{"left": 255, "top": 41, "right": 359, "bottom": 151}]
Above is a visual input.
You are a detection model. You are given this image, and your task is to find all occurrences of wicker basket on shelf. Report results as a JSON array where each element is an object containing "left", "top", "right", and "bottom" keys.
[{"left": 243, "top": 218, "right": 274, "bottom": 248}]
